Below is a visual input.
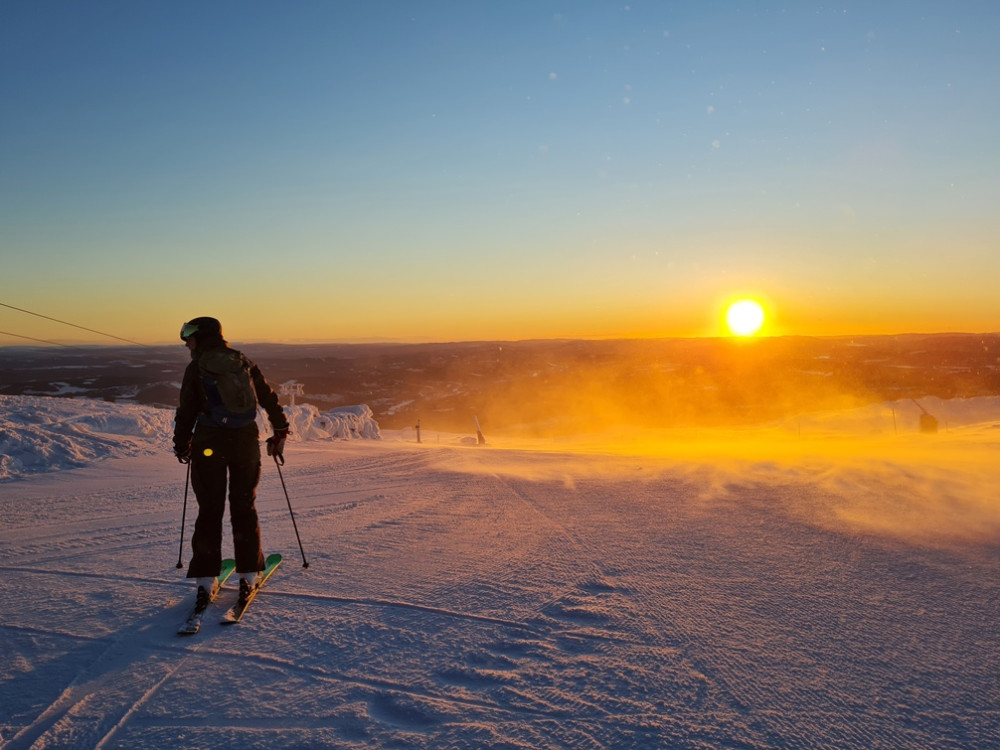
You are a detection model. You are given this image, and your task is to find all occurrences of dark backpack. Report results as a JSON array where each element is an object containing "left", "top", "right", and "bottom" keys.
[{"left": 198, "top": 348, "right": 258, "bottom": 428}]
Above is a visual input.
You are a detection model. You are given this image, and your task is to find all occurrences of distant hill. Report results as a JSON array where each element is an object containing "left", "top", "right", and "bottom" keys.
[{"left": 2, "top": 334, "right": 999, "bottom": 434}]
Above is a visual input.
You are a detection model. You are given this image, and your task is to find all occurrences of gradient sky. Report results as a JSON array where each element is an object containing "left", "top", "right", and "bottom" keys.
[{"left": 2, "top": 2, "right": 998, "bottom": 345}]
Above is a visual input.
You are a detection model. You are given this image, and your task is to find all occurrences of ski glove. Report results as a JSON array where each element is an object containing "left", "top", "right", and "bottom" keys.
[
  {"left": 174, "top": 445, "right": 191, "bottom": 464},
  {"left": 267, "top": 427, "right": 289, "bottom": 464}
]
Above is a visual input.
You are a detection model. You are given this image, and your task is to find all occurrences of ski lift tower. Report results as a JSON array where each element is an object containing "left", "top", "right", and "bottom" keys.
[
  {"left": 911, "top": 398, "right": 938, "bottom": 434},
  {"left": 280, "top": 381, "right": 305, "bottom": 406}
]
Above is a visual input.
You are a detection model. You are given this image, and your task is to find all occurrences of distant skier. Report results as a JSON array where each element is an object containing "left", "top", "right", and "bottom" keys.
[{"left": 173, "top": 316, "right": 289, "bottom": 611}]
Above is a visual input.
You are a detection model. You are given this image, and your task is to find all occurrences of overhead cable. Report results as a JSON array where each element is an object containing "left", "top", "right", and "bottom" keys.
[
  {"left": 0, "top": 301, "right": 147, "bottom": 346},
  {"left": 0, "top": 330, "right": 72, "bottom": 347}
]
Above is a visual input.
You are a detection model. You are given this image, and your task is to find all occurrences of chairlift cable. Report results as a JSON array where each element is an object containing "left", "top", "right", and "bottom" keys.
[
  {"left": 0, "top": 301, "right": 147, "bottom": 346},
  {"left": 0, "top": 329, "right": 73, "bottom": 347}
]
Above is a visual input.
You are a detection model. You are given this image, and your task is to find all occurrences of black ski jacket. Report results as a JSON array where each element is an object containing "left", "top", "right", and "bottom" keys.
[{"left": 173, "top": 341, "right": 288, "bottom": 454}]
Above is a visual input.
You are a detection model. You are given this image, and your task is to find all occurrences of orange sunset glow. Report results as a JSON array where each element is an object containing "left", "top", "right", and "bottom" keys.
[{"left": 1, "top": 3, "right": 997, "bottom": 347}]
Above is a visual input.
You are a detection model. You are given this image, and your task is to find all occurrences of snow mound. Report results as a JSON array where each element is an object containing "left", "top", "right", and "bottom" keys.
[
  {"left": 0, "top": 395, "right": 174, "bottom": 480},
  {"left": 0, "top": 395, "right": 380, "bottom": 481},
  {"left": 279, "top": 403, "right": 381, "bottom": 441}
]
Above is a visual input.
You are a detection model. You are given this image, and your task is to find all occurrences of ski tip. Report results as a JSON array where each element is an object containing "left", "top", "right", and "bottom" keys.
[{"left": 265, "top": 553, "right": 282, "bottom": 566}]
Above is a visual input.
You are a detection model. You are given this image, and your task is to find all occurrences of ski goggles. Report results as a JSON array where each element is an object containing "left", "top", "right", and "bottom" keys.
[{"left": 180, "top": 322, "right": 200, "bottom": 341}]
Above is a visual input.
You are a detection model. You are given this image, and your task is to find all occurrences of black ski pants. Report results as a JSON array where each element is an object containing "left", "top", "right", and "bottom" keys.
[{"left": 186, "top": 425, "right": 266, "bottom": 578}]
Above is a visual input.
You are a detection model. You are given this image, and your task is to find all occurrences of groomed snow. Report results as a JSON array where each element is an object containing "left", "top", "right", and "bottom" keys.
[{"left": 1, "top": 395, "right": 998, "bottom": 748}]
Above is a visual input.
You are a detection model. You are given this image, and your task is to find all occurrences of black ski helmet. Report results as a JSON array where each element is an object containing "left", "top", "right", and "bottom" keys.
[{"left": 179, "top": 316, "right": 223, "bottom": 342}]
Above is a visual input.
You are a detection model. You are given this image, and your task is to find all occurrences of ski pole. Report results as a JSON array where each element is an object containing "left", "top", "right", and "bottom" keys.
[
  {"left": 273, "top": 454, "right": 310, "bottom": 568},
  {"left": 176, "top": 460, "right": 191, "bottom": 569}
]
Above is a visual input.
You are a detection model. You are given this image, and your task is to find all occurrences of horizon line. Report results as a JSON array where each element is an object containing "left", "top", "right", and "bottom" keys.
[{"left": 2, "top": 330, "right": 999, "bottom": 350}]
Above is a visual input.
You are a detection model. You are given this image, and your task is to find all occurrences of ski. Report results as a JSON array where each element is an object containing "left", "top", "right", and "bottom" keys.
[
  {"left": 177, "top": 558, "right": 236, "bottom": 635},
  {"left": 221, "top": 553, "right": 282, "bottom": 625}
]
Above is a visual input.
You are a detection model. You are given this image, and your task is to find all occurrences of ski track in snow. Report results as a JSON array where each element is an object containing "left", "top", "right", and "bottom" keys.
[{"left": 2, "top": 401, "right": 1000, "bottom": 747}]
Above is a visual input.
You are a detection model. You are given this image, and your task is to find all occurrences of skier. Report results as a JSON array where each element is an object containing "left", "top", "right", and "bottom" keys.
[{"left": 173, "top": 316, "right": 289, "bottom": 612}]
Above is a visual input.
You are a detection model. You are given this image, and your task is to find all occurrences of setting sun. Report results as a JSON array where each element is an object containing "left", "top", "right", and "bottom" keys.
[{"left": 725, "top": 299, "right": 766, "bottom": 337}]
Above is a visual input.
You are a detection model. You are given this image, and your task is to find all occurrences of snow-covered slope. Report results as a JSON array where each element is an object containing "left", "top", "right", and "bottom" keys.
[{"left": 1, "top": 395, "right": 998, "bottom": 748}]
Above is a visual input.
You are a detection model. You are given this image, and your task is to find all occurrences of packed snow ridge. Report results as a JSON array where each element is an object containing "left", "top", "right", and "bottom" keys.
[{"left": 0, "top": 395, "right": 380, "bottom": 480}]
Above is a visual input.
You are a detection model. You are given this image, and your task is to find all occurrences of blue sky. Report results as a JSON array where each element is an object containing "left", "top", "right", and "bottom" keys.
[{"left": 2, "top": 2, "right": 998, "bottom": 344}]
